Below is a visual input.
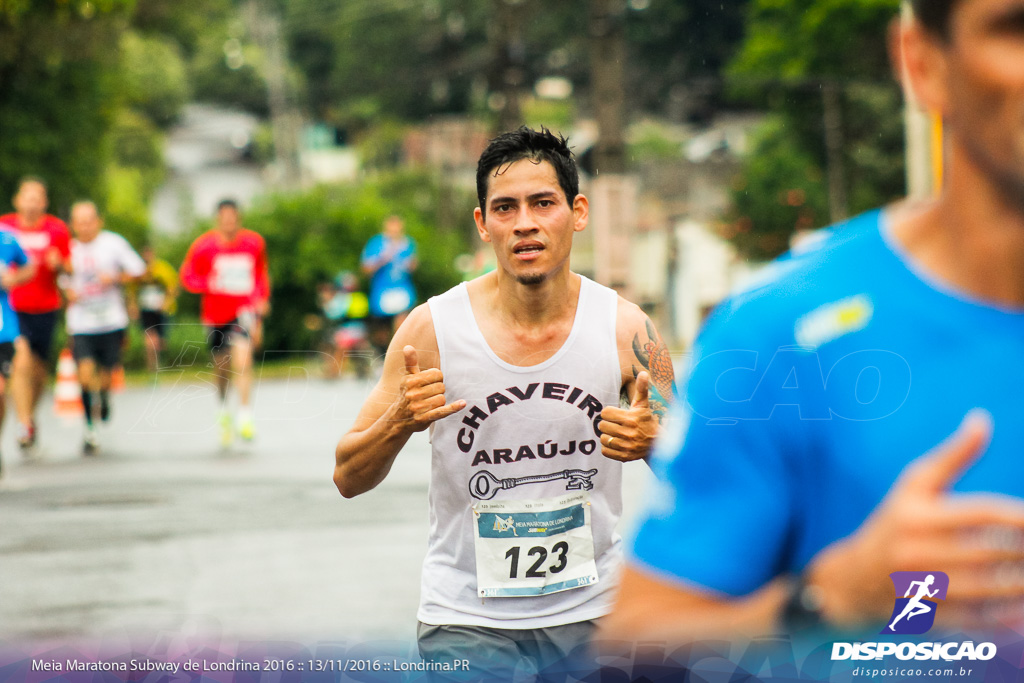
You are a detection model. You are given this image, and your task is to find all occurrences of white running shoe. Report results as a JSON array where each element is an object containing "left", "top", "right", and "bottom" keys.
[{"left": 83, "top": 426, "right": 99, "bottom": 456}]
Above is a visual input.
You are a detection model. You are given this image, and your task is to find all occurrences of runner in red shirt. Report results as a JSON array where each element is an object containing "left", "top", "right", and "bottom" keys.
[
  {"left": 0, "top": 177, "right": 72, "bottom": 452},
  {"left": 180, "top": 199, "right": 270, "bottom": 447}
]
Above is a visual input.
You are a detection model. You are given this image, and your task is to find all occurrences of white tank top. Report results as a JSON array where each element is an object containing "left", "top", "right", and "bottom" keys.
[{"left": 420, "top": 275, "right": 624, "bottom": 628}]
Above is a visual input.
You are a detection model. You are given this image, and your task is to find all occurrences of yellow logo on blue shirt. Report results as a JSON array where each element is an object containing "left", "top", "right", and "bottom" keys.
[{"left": 794, "top": 295, "right": 873, "bottom": 349}]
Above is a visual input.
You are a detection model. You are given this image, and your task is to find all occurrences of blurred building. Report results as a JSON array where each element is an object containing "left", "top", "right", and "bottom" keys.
[
  {"left": 301, "top": 123, "right": 359, "bottom": 184},
  {"left": 403, "top": 117, "right": 491, "bottom": 188},
  {"left": 150, "top": 104, "right": 265, "bottom": 235},
  {"left": 616, "top": 113, "right": 761, "bottom": 348},
  {"left": 672, "top": 219, "right": 755, "bottom": 348}
]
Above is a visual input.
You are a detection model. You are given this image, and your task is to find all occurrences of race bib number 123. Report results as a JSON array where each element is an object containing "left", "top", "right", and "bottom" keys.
[{"left": 473, "top": 492, "right": 598, "bottom": 598}]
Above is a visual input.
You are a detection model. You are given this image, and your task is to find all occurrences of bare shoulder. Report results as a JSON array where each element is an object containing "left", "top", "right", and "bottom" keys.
[
  {"left": 614, "top": 296, "right": 665, "bottom": 368},
  {"left": 614, "top": 296, "right": 650, "bottom": 346},
  {"left": 348, "top": 303, "right": 439, "bottom": 431},
  {"left": 386, "top": 303, "right": 440, "bottom": 370}
]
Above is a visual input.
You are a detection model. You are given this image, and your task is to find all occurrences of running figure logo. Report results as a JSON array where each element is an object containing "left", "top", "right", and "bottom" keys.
[
  {"left": 493, "top": 515, "right": 518, "bottom": 536},
  {"left": 882, "top": 571, "right": 949, "bottom": 635}
]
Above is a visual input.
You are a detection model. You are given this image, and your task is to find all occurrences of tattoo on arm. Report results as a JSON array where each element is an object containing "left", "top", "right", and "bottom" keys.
[{"left": 631, "top": 318, "right": 676, "bottom": 420}]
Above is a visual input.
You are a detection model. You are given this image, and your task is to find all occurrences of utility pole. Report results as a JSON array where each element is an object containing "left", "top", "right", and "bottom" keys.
[
  {"left": 587, "top": 0, "right": 635, "bottom": 296},
  {"left": 822, "top": 81, "right": 848, "bottom": 222},
  {"left": 244, "top": 0, "right": 303, "bottom": 189},
  {"left": 489, "top": 0, "right": 527, "bottom": 133},
  {"left": 589, "top": 0, "right": 627, "bottom": 175}
]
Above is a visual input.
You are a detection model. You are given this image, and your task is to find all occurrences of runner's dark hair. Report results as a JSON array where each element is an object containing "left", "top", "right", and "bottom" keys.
[
  {"left": 475, "top": 126, "right": 578, "bottom": 216},
  {"left": 911, "top": 0, "right": 960, "bottom": 40}
]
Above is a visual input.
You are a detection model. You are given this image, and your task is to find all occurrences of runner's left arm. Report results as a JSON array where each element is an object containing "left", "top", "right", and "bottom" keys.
[
  {"left": 596, "top": 300, "right": 676, "bottom": 463},
  {"left": 161, "top": 261, "right": 180, "bottom": 310},
  {"left": 0, "top": 234, "right": 35, "bottom": 290},
  {"left": 44, "top": 223, "right": 73, "bottom": 275},
  {"left": 403, "top": 238, "right": 418, "bottom": 273},
  {"left": 118, "top": 236, "right": 147, "bottom": 283},
  {"left": 178, "top": 237, "right": 210, "bottom": 294},
  {"left": 253, "top": 236, "right": 271, "bottom": 315}
]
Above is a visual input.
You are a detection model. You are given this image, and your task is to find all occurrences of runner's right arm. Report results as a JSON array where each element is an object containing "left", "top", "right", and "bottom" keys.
[
  {"left": 252, "top": 233, "right": 271, "bottom": 315},
  {"left": 178, "top": 237, "right": 210, "bottom": 294},
  {"left": 333, "top": 304, "right": 466, "bottom": 498},
  {"left": 1, "top": 235, "right": 35, "bottom": 291},
  {"left": 44, "top": 223, "right": 72, "bottom": 275},
  {"left": 159, "top": 261, "right": 180, "bottom": 313},
  {"left": 1, "top": 261, "right": 35, "bottom": 290}
]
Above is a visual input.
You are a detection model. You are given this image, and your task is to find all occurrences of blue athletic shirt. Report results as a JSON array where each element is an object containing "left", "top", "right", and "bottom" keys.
[
  {"left": 631, "top": 209, "right": 1024, "bottom": 597},
  {"left": 360, "top": 233, "right": 417, "bottom": 317},
  {"left": 0, "top": 229, "right": 28, "bottom": 344}
]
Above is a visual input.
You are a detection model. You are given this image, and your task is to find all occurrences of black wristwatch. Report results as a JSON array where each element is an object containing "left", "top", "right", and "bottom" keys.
[{"left": 781, "top": 575, "right": 827, "bottom": 633}]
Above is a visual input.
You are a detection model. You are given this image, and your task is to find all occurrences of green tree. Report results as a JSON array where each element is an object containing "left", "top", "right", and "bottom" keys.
[
  {"left": 729, "top": 0, "right": 898, "bottom": 82},
  {"left": 104, "top": 109, "right": 164, "bottom": 247},
  {"left": 626, "top": 0, "right": 750, "bottom": 122},
  {"left": 188, "top": 21, "right": 269, "bottom": 116},
  {"left": 285, "top": 0, "right": 491, "bottom": 130},
  {"left": 728, "top": 117, "right": 830, "bottom": 261},
  {"left": 0, "top": 0, "right": 135, "bottom": 211},
  {"left": 726, "top": 0, "right": 904, "bottom": 260},
  {"left": 119, "top": 30, "right": 190, "bottom": 127},
  {"left": 129, "top": 0, "right": 234, "bottom": 57}
]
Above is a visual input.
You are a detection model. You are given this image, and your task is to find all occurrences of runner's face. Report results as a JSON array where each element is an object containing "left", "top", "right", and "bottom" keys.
[
  {"left": 384, "top": 217, "right": 404, "bottom": 239},
  {"left": 13, "top": 182, "right": 47, "bottom": 221},
  {"left": 942, "top": 0, "right": 1024, "bottom": 201},
  {"left": 70, "top": 204, "right": 102, "bottom": 242},
  {"left": 473, "top": 159, "right": 586, "bottom": 286},
  {"left": 217, "top": 206, "right": 240, "bottom": 235}
]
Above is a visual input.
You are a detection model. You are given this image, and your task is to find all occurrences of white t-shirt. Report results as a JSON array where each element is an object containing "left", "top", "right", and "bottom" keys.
[{"left": 65, "top": 231, "right": 146, "bottom": 334}]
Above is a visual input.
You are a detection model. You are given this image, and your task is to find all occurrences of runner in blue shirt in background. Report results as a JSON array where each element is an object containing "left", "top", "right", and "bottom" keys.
[
  {"left": 361, "top": 215, "right": 417, "bottom": 356},
  {"left": 0, "top": 230, "right": 34, "bottom": 477},
  {"left": 603, "top": 0, "right": 1024, "bottom": 640}
]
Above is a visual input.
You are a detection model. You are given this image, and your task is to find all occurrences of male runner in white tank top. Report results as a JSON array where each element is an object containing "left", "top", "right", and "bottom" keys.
[{"left": 333, "top": 127, "right": 675, "bottom": 679}]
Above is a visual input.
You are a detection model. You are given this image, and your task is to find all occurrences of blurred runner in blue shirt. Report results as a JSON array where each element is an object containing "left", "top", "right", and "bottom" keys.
[
  {"left": 0, "top": 229, "right": 34, "bottom": 476},
  {"left": 603, "top": 0, "right": 1024, "bottom": 641},
  {"left": 361, "top": 215, "right": 417, "bottom": 355}
]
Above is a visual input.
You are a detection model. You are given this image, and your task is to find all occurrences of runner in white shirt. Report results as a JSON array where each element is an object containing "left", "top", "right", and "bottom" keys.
[
  {"left": 334, "top": 128, "right": 676, "bottom": 680},
  {"left": 62, "top": 201, "right": 146, "bottom": 454}
]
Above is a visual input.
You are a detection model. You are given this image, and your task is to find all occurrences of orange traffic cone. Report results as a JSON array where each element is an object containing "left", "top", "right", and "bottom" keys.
[{"left": 54, "top": 348, "right": 83, "bottom": 419}]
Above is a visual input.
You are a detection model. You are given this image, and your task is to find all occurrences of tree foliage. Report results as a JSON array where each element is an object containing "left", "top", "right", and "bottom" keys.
[
  {"left": 188, "top": 21, "right": 269, "bottom": 116},
  {"left": 626, "top": 0, "right": 749, "bottom": 121},
  {"left": 727, "top": 117, "right": 830, "bottom": 261},
  {"left": 725, "top": 0, "right": 905, "bottom": 260},
  {"left": 0, "top": 0, "right": 199, "bottom": 233},
  {"left": 281, "top": 0, "right": 751, "bottom": 131},
  {"left": 129, "top": 0, "right": 233, "bottom": 57},
  {"left": 0, "top": 0, "right": 134, "bottom": 210},
  {"left": 729, "top": 0, "right": 899, "bottom": 83},
  {"left": 284, "top": 0, "right": 492, "bottom": 130},
  {"left": 119, "top": 31, "right": 191, "bottom": 127}
]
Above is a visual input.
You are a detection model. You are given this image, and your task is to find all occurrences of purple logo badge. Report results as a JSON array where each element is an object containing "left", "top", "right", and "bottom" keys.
[{"left": 882, "top": 571, "right": 949, "bottom": 635}]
